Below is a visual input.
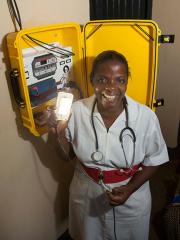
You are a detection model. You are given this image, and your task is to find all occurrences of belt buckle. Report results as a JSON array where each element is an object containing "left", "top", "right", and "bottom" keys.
[
  {"left": 98, "top": 170, "right": 104, "bottom": 183},
  {"left": 119, "top": 168, "right": 131, "bottom": 176},
  {"left": 115, "top": 169, "right": 123, "bottom": 176}
]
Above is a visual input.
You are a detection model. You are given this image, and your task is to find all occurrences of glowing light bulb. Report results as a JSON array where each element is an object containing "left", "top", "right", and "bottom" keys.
[{"left": 56, "top": 92, "right": 73, "bottom": 121}]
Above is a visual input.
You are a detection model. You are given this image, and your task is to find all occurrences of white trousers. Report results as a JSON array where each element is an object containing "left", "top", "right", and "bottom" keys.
[{"left": 69, "top": 165, "right": 151, "bottom": 240}]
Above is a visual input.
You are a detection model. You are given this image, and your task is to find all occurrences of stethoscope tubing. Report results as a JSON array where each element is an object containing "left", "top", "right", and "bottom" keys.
[
  {"left": 91, "top": 96, "right": 136, "bottom": 169},
  {"left": 91, "top": 98, "right": 99, "bottom": 151}
]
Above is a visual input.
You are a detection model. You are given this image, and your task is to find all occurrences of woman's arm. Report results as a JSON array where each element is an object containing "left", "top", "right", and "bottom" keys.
[
  {"left": 47, "top": 107, "right": 74, "bottom": 161},
  {"left": 127, "top": 165, "right": 159, "bottom": 193},
  {"left": 56, "top": 125, "right": 75, "bottom": 161},
  {"left": 107, "top": 165, "right": 159, "bottom": 205}
]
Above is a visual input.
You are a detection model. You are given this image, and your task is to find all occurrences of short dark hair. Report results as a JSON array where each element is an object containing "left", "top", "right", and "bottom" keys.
[{"left": 90, "top": 50, "right": 129, "bottom": 83}]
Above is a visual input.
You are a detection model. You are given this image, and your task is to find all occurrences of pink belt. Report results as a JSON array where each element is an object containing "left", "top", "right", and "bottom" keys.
[{"left": 81, "top": 163, "right": 142, "bottom": 184}]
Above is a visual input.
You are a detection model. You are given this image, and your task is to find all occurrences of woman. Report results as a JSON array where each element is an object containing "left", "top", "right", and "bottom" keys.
[{"left": 49, "top": 50, "right": 169, "bottom": 240}]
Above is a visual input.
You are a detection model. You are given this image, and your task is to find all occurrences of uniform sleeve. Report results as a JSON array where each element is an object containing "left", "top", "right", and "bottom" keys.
[
  {"left": 142, "top": 114, "right": 169, "bottom": 166},
  {"left": 65, "top": 106, "right": 75, "bottom": 143}
]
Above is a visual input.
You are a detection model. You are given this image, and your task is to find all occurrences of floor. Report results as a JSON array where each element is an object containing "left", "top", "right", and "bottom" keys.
[{"left": 59, "top": 139, "right": 180, "bottom": 240}]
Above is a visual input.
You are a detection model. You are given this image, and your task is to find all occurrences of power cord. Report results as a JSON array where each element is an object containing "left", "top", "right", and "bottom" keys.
[
  {"left": 112, "top": 207, "right": 118, "bottom": 240},
  {"left": 7, "top": 0, "right": 22, "bottom": 30},
  {"left": 7, "top": 0, "right": 75, "bottom": 57},
  {"left": 25, "top": 34, "right": 75, "bottom": 57}
]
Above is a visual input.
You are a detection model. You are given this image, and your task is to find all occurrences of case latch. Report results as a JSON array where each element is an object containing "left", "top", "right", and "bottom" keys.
[
  {"left": 158, "top": 35, "right": 175, "bottom": 44},
  {"left": 153, "top": 98, "right": 164, "bottom": 108}
]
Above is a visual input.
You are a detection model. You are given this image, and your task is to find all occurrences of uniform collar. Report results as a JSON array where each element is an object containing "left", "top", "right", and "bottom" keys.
[{"left": 83, "top": 94, "right": 139, "bottom": 122}]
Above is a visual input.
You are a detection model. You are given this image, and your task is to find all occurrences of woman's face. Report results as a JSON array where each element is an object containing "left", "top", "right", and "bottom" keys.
[{"left": 92, "top": 59, "right": 128, "bottom": 112}]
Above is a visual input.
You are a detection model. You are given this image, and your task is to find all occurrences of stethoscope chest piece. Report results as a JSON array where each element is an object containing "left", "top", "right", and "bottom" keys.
[{"left": 91, "top": 151, "right": 103, "bottom": 162}]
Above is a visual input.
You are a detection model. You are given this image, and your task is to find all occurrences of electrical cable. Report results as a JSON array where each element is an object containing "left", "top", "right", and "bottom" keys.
[
  {"left": 112, "top": 207, "right": 118, "bottom": 240},
  {"left": 26, "top": 35, "right": 75, "bottom": 55},
  {"left": 25, "top": 34, "right": 74, "bottom": 57},
  {"left": 7, "top": 0, "right": 22, "bottom": 30},
  {"left": 7, "top": 0, "right": 75, "bottom": 57},
  {"left": 12, "top": 0, "right": 22, "bottom": 29}
]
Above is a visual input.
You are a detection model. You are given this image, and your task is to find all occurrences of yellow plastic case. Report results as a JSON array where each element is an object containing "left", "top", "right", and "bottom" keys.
[{"left": 6, "top": 20, "right": 161, "bottom": 136}]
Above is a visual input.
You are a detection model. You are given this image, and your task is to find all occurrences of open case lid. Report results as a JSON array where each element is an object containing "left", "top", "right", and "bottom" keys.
[{"left": 83, "top": 20, "right": 161, "bottom": 110}]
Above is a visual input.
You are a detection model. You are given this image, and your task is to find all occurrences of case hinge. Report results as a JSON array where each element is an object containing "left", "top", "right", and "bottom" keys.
[{"left": 153, "top": 98, "right": 164, "bottom": 108}]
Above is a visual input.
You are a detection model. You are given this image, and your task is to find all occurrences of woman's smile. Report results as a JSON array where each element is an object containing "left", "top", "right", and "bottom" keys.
[
  {"left": 102, "top": 91, "right": 116, "bottom": 101},
  {"left": 101, "top": 91, "right": 118, "bottom": 107}
]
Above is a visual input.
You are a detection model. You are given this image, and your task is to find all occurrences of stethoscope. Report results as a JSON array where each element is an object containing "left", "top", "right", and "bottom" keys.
[{"left": 91, "top": 97, "right": 136, "bottom": 172}]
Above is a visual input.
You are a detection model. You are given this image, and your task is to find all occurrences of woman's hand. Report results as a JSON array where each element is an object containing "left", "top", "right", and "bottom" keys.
[
  {"left": 46, "top": 105, "right": 70, "bottom": 135},
  {"left": 56, "top": 120, "right": 69, "bottom": 135},
  {"left": 46, "top": 105, "right": 57, "bottom": 131},
  {"left": 106, "top": 165, "right": 159, "bottom": 206},
  {"left": 106, "top": 185, "right": 133, "bottom": 206}
]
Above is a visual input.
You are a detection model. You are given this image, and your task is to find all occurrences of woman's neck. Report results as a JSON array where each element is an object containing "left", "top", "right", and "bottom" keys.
[
  {"left": 97, "top": 101, "right": 124, "bottom": 129},
  {"left": 97, "top": 101, "right": 124, "bottom": 117}
]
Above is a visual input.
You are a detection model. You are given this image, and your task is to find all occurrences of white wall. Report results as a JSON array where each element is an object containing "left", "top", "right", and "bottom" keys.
[
  {"left": 0, "top": 1, "right": 89, "bottom": 240},
  {"left": 0, "top": 1, "right": 179, "bottom": 240},
  {"left": 153, "top": 0, "right": 180, "bottom": 147}
]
